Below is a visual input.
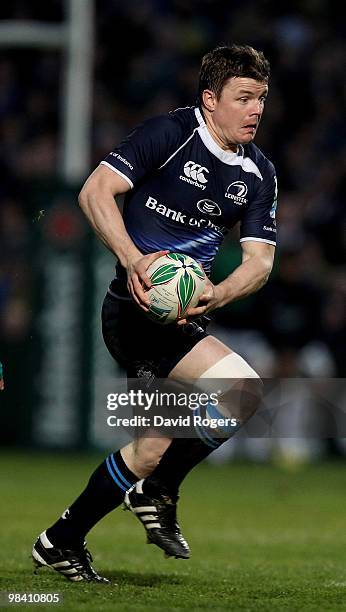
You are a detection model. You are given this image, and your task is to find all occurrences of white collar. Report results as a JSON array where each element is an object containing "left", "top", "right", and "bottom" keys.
[{"left": 194, "top": 107, "right": 263, "bottom": 180}]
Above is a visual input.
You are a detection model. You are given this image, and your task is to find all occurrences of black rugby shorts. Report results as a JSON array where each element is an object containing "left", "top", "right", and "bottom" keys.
[{"left": 101, "top": 291, "right": 209, "bottom": 380}]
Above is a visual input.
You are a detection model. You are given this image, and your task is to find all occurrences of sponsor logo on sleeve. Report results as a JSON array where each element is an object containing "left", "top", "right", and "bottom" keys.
[
  {"left": 109, "top": 152, "right": 134, "bottom": 171},
  {"left": 269, "top": 175, "right": 278, "bottom": 226}
]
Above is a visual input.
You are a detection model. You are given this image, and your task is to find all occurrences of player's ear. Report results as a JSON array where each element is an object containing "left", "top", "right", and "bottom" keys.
[{"left": 202, "top": 89, "right": 217, "bottom": 112}]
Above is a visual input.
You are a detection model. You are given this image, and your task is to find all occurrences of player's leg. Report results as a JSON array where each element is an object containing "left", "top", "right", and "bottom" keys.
[
  {"left": 32, "top": 435, "right": 172, "bottom": 582},
  {"left": 125, "top": 335, "right": 262, "bottom": 558},
  {"left": 150, "top": 335, "right": 261, "bottom": 493},
  {"left": 32, "top": 293, "right": 174, "bottom": 581},
  {"left": 121, "top": 437, "right": 171, "bottom": 477}
]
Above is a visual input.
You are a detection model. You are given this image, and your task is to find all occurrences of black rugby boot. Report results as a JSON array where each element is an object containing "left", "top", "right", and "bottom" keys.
[
  {"left": 32, "top": 531, "right": 110, "bottom": 583},
  {"left": 124, "top": 480, "right": 190, "bottom": 559}
]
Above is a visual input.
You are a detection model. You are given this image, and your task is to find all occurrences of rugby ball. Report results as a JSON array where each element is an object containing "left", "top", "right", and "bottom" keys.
[{"left": 145, "top": 253, "right": 206, "bottom": 325}]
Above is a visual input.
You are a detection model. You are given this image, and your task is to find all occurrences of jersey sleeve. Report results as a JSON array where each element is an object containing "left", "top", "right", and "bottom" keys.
[
  {"left": 240, "top": 162, "right": 278, "bottom": 246},
  {"left": 100, "top": 115, "right": 182, "bottom": 188}
]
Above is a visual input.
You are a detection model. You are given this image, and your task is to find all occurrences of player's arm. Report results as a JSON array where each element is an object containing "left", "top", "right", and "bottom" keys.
[
  {"left": 78, "top": 165, "right": 166, "bottom": 308},
  {"left": 206, "top": 239, "right": 275, "bottom": 307},
  {"left": 79, "top": 164, "right": 137, "bottom": 264},
  {"left": 178, "top": 240, "right": 274, "bottom": 323}
]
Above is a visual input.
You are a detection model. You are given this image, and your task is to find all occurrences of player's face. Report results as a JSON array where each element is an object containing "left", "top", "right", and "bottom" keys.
[{"left": 204, "top": 77, "right": 268, "bottom": 150}]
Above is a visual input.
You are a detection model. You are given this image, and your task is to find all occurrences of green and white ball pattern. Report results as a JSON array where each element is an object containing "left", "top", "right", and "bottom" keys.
[{"left": 145, "top": 253, "right": 206, "bottom": 325}]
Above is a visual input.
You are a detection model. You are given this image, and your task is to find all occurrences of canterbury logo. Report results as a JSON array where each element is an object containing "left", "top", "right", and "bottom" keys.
[{"left": 183, "top": 161, "right": 209, "bottom": 184}]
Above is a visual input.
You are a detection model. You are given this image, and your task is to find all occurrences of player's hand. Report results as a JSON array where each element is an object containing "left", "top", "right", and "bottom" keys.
[
  {"left": 177, "top": 280, "right": 226, "bottom": 325},
  {"left": 126, "top": 250, "right": 169, "bottom": 311}
]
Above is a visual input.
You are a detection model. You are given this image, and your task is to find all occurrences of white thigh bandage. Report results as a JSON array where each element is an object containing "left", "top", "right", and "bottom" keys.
[
  {"left": 199, "top": 352, "right": 260, "bottom": 379},
  {"left": 194, "top": 353, "right": 261, "bottom": 444}
]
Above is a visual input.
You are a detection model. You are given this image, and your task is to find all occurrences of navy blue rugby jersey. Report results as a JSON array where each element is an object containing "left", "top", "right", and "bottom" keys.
[{"left": 101, "top": 106, "right": 277, "bottom": 281}]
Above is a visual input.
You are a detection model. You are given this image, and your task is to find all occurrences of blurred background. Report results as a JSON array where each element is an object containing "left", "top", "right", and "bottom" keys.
[{"left": 0, "top": 0, "right": 345, "bottom": 457}]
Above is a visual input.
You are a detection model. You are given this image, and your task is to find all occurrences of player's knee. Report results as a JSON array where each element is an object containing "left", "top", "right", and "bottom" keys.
[
  {"left": 199, "top": 352, "right": 263, "bottom": 424},
  {"left": 222, "top": 377, "right": 263, "bottom": 424}
]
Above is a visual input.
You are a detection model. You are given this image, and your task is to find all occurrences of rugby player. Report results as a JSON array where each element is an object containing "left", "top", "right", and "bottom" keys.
[{"left": 32, "top": 44, "right": 277, "bottom": 582}]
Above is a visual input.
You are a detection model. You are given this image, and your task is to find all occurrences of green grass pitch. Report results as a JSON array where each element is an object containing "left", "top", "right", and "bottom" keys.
[{"left": 1, "top": 452, "right": 346, "bottom": 611}]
